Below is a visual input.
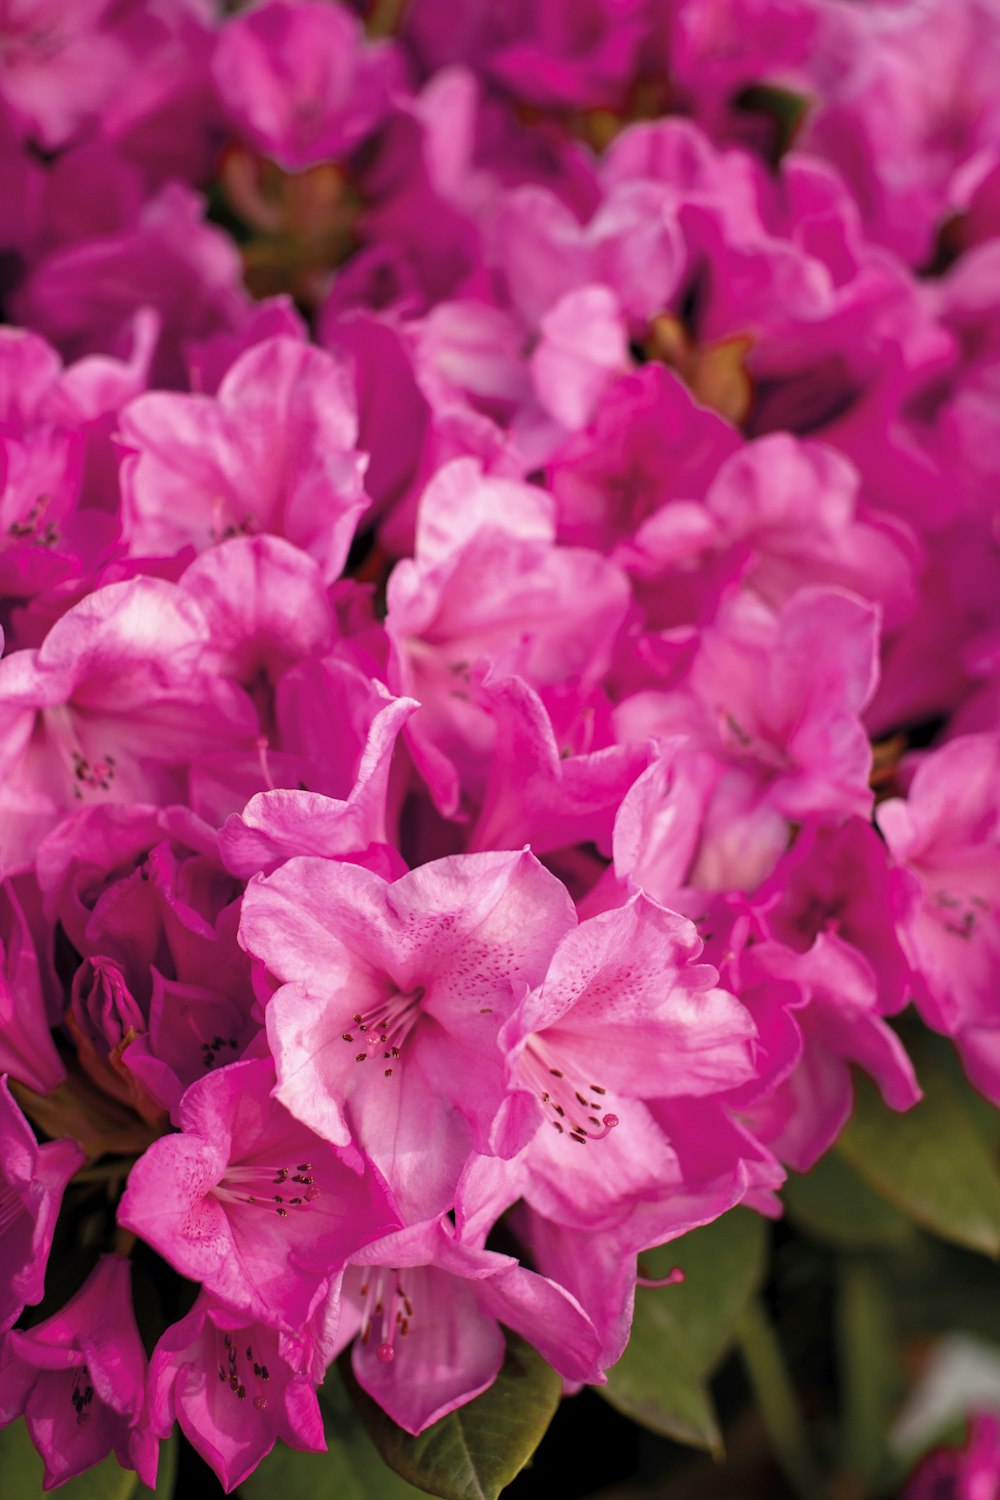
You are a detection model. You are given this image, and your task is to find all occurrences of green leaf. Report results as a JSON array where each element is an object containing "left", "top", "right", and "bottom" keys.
[
  {"left": 837, "top": 1032, "right": 1000, "bottom": 1258},
  {"left": 783, "top": 1151, "right": 916, "bottom": 1250},
  {"left": 241, "top": 1370, "right": 426, "bottom": 1500},
  {"left": 835, "top": 1261, "right": 902, "bottom": 1494},
  {"left": 341, "top": 1334, "right": 562, "bottom": 1500},
  {"left": 601, "top": 1208, "right": 768, "bottom": 1453},
  {"left": 0, "top": 1419, "right": 140, "bottom": 1500}
]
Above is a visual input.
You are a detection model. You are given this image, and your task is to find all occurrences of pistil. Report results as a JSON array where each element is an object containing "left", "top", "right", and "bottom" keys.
[
  {"left": 340, "top": 987, "right": 425, "bottom": 1078},
  {"left": 358, "top": 1266, "right": 414, "bottom": 1364}
]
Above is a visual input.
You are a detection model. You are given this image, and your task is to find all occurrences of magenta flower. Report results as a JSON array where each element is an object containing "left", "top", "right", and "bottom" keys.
[
  {"left": 0, "top": 1254, "right": 155, "bottom": 1490},
  {"left": 148, "top": 1291, "right": 325, "bottom": 1494},
  {"left": 902, "top": 1411, "right": 1000, "bottom": 1500},
  {"left": 118, "top": 1057, "right": 399, "bottom": 1326},
  {"left": 0, "top": 1076, "right": 83, "bottom": 1332},
  {"left": 386, "top": 457, "right": 629, "bottom": 816},
  {"left": 0, "top": 0, "right": 129, "bottom": 150},
  {"left": 753, "top": 815, "right": 913, "bottom": 1015},
  {"left": 14, "top": 183, "right": 251, "bottom": 386},
  {"left": 877, "top": 733, "right": 1000, "bottom": 1104},
  {"left": 124, "top": 970, "right": 258, "bottom": 1120},
  {"left": 120, "top": 338, "right": 369, "bottom": 578},
  {"left": 490, "top": 893, "right": 759, "bottom": 1229},
  {"left": 325, "top": 1214, "right": 602, "bottom": 1435},
  {"left": 0, "top": 579, "right": 255, "bottom": 876},
  {"left": 36, "top": 802, "right": 245, "bottom": 1007},
  {"left": 729, "top": 936, "right": 920, "bottom": 1171},
  {"left": 468, "top": 675, "right": 650, "bottom": 857},
  {"left": 0, "top": 882, "right": 65, "bottom": 1094},
  {"left": 616, "top": 586, "right": 881, "bottom": 889},
  {"left": 547, "top": 362, "right": 740, "bottom": 557},
  {"left": 486, "top": 0, "right": 649, "bottom": 110},
  {"left": 213, "top": 0, "right": 400, "bottom": 172},
  {"left": 239, "top": 849, "right": 576, "bottom": 1216}
]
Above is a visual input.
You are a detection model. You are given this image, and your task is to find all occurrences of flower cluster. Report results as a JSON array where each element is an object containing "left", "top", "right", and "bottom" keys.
[{"left": 0, "top": 0, "right": 998, "bottom": 1492}]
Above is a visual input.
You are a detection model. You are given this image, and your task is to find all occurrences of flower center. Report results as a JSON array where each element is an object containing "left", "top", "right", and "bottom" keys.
[
  {"left": 70, "top": 1365, "right": 94, "bottom": 1427},
  {"left": 359, "top": 1267, "right": 414, "bottom": 1365},
  {"left": 215, "top": 1160, "right": 319, "bottom": 1218},
  {"left": 340, "top": 987, "right": 425, "bottom": 1079},
  {"left": 520, "top": 1035, "right": 619, "bottom": 1145},
  {"left": 216, "top": 1331, "right": 271, "bottom": 1411},
  {"left": 8, "top": 494, "right": 58, "bottom": 546},
  {"left": 209, "top": 496, "right": 259, "bottom": 545},
  {"left": 43, "top": 706, "right": 117, "bottom": 800},
  {"left": 931, "top": 888, "right": 989, "bottom": 941}
]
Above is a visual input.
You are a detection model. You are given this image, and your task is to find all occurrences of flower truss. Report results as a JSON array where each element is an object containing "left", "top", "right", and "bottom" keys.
[{"left": 0, "top": 0, "right": 998, "bottom": 1494}]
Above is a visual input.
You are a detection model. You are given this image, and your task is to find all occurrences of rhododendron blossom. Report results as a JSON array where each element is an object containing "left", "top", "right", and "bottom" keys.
[{"left": 0, "top": 2, "right": 996, "bottom": 1494}]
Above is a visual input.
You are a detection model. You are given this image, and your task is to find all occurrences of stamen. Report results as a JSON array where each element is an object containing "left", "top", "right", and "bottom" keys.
[
  {"left": 69, "top": 1365, "right": 94, "bottom": 1427},
  {"left": 933, "top": 889, "right": 989, "bottom": 941},
  {"left": 215, "top": 1160, "right": 320, "bottom": 1215},
  {"left": 216, "top": 1331, "right": 269, "bottom": 1412},
  {"left": 636, "top": 1267, "right": 685, "bottom": 1289},
  {"left": 359, "top": 1267, "right": 413, "bottom": 1363},
  {"left": 519, "top": 1036, "right": 619, "bottom": 1144},
  {"left": 342, "top": 988, "right": 425, "bottom": 1077},
  {"left": 43, "top": 706, "right": 118, "bottom": 801}
]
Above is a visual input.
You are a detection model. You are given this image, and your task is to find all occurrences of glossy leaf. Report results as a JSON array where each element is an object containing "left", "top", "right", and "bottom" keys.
[
  {"left": 601, "top": 1208, "right": 768, "bottom": 1453},
  {"left": 241, "top": 1369, "right": 426, "bottom": 1500},
  {"left": 837, "top": 1033, "right": 1000, "bottom": 1258},
  {"left": 784, "top": 1150, "right": 916, "bottom": 1249},
  {"left": 0, "top": 1419, "right": 139, "bottom": 1500},
  {"left": 341, "top": 1334, "right": 562, "bottom": 1500}
]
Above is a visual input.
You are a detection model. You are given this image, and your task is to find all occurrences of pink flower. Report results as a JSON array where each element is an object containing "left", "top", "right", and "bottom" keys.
[
  {"left": 877, "top": 733, "right": 1000, "bottom": 1104},
  {"left": 120, "top": 338, "right": 369, "bottom": 578},
  {"left": 325, "top": 1214, "right": 602, "bottom": 1434},
  {"left": 213, "top": 0, "right": 400, "bottom": 172},
  {"left": 0, "top": 579, "right": 255, "bottom": 876},
  {"left": 124, "top": 970, "right": 258, "bottom": 1120},
  {"left": 468, "top": 675, "right": 650, "bottom": 857},
  {"left": 0, "top": 882, "right": 66, "bottom": 1094},
  {"left": 625, "top": 435, "right": 919, "bottom": 632},
  {"left": 386, "top": 458, "right": 629, "bottom": 817},
  {"left": 903, "top": 1411, "right": 1000, "bottom": 1500},
  {"left": 492, "top": 181, "right": 685, "bottom": 333},
  {"left": 547, "top": 362, "right": 740, "bottom": 557},
  {"left": 529, "top": 286, "right": 630, "bottom": 434},
  {"left": 485, "top": 0, "right": 650, "bottom": 110},
  {"left": 753, "top": 816, "right": 913, "bottom": 1015},
  {"left": 239, "top": 849, "right": 575, "bottom": 1216},
  {"left": 148, "top": 1292, "right": 324, "bottom": 1494},
  {"left": 0, "top": 1075, "right": 83, "bottom": 1332},
  {"left": 36, "top": 802, "right": 245, "bottom": 1005},
  {"left": 217, "top": 666, "right": 417, "bottom": 875},
  {"left": 489, "top": 893, "right": 759, "bottom": 1230},
  {"left": 14, "top": 184, "right": 250, "bottom": 387},
  {"left": 0, "top": 1255, "right": 155, "bottom": 1490},
  {"left": 728, "top": 936, "right": 920, "bottom": 1171},
  {"left": 0, "top": 0, "right": 129, "bottom": 150},
  {"left": 118, "top": 1057, "right": 398, "bottom": 1327},
  {"left": 616, "top": 586, "right": 881, "bottom": 889}
]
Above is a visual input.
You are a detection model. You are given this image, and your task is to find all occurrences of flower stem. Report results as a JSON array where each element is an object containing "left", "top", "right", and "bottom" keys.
[{"left": 738, "top": 1294, "right": 827, "bottom": 1500}]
